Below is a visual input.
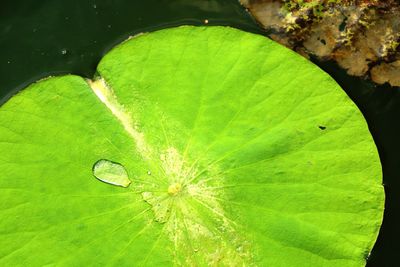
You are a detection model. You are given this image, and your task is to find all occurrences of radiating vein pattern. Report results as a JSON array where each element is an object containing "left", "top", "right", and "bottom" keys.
[
  {"left": 88, "top": 77, "right": 254, "bottom": 266},
  {"left": 0, "top": 26, "right": 384, "bottom": 267}
]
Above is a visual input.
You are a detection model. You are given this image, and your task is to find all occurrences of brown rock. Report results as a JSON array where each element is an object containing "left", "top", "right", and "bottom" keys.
[
  {"left": 303, "top": 11, "right": 345, "bottom": 58},
  {"left": 241, "top": 0, "right": 400, "bottom": 87},
  {"left": 371, "top": 61, "right": 400, "bottom": 87},
  {"left": 243, "top": 0, "right": 286, "bottom": 31}
]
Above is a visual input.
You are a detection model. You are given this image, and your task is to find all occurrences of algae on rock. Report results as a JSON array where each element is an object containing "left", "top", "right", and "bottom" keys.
[{"left": 241, "top": 0, "right": 400, "bottom": 86}]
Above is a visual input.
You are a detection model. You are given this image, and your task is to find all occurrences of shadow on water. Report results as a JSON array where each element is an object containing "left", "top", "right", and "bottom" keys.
[{"left": 0, "top": 0, "right": 397, "bottom": 266}]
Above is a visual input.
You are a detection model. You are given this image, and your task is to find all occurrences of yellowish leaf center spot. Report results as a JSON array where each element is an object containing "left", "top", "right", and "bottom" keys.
[{"left": 168, "top": 182, "right": 182, "bottom": 196}]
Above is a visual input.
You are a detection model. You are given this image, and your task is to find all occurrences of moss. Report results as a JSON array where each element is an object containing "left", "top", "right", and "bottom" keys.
[{"left": 241, "top": 0, "right": 400, "bottom": 87}]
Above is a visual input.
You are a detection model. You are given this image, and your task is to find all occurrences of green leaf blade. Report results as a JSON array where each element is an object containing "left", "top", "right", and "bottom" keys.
[{"left": 0, "top": 26, "right": 384, "bottom": 266}]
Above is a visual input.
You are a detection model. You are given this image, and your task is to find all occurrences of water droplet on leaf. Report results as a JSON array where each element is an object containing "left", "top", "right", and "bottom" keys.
[
  {"left": 61, "top": 49, "right": 68, "bottom": 55},
  {"left": 92, "top": 159, "right": 131, "bottom": 187}
]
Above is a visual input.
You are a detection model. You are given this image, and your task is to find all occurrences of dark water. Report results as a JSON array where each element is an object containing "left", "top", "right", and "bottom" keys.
[
  {"left": 0, "top": 0, "right": 398, "bottom": 266},
  {"left": 0, "top": 0, "right": 262, "bottom": 102}
]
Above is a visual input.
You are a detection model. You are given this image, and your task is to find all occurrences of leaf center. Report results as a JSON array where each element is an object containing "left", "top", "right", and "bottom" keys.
[{"left": 168, "top": 182, "right": 182, "bottom": 196}]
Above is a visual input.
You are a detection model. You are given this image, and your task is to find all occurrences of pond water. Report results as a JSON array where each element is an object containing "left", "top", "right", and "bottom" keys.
[{"left": 0, "top": 0, "right": 398, "bottom": 266}]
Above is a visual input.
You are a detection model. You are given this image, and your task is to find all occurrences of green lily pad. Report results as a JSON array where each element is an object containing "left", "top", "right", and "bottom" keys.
[{"left": 0, "top": 26, "right": 384, "bottom": 266}]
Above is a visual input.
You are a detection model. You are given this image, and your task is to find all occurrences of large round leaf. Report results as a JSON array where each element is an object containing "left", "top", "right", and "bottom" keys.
[{"left": 0, "top": 26, "right": 384, "bottom": 266}]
